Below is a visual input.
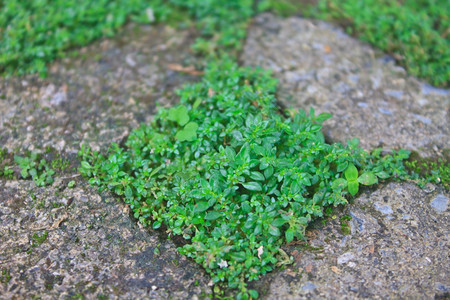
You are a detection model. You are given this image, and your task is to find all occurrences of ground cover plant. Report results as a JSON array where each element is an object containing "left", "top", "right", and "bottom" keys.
[
  {"left": 77, "top": 60, "right": 447, "bottom": 299},
  {"left": 306, "top": 0, "right": 450, "bottom": 87}
]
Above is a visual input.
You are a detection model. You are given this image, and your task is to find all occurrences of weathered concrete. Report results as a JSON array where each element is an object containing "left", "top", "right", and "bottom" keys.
[
  {"left": 242, "top": 13, "right": 450, "bottom": 158},
  {"left": 0, "top": 179, "right": 211, "bottom": 299},
  {"left": 254, "top": 182, "right": 449, "bottom": 299},
  {"left": 0, "top": 23, "right": 200, "bottom": 154}
]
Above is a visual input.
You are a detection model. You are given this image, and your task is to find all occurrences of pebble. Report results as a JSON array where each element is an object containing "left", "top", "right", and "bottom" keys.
[
  {"left": 302, "top": 282, "right": 318, "bottom": 291},
  {"left": 430, "top": 194, "right": 448, "bottom": 214},
  {"left": 374, "top": 202, "right": 393, "bottom": 215},
  {"left": 337, "top": 252, "right": 354, "bottom": 265}
]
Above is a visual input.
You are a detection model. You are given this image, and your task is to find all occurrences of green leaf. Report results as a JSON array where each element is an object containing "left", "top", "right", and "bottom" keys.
[
  {"left": 375, "top": 171, "right": 390, "bottom": 179},
  {"left": 242, "top": 182, "right": 262, "bottom": 191},
  {"left": 285, "top": 228, "right": 294, "bottom": 243},
  {"left": 337, "top": 161, "right": 348, "bottom": 172},
  {"left": 309, "top": 106, "right": 315, "bottom": 118},
  {"left": 345, "top": 164, "right": 358, "bottom": 181},
  {"left": 315, "top": 112, "right": 332, "bottom": 123},
  {"left": 193, "top": 98, "right": 202, "bottom": 109},
  {"left": 168, "top": 105, "right": 190, "bottom": 126},
  {"left": 268, "top": 225, "right": 281, "bottom": 236},
  {"left": 357, "top": 172, "right": 378, "bottom": 185},
  {"left": 20, "top": 169, "right": 29, "bottom": 178},
  {"left": 229, "top": 251, "right": 246, "bottom": 262},
  {"left": 193, "top": 201, "right": 210, "bottom": 213},
  {"left": 271, "top": 218, "right": 286, "bottom": 227},
  {"left": 205, "top": 211, "right": 222, "bottom": 220},
  {"left": 152, "top": 221, "right": 162, "bottom": 229},
  {"left": 241, "top": 201, "right": 252, "bottom": 213},
  {"left": 176, "top": 122, "right": 198, "bottom": 142},
  {"left": 348, "top": 180, "right": 359, "bottom": 196},
  {"left": 249, "top": 289, "right": 259, "bottom": 299},
  {"left": 347, "top": 137, "right": 360, "bottom": 148},
  {"left": 250, "top": 171, "right": 265, "bottom": 181},
  {"left": 332, "top": 178, "right": 347, "bottom": 190},
  {"left": 80, "top": 161, "right": 92, "bottom": 169},
  {"left": 236, "top": 143, "right": 250, "bottom": 163},
  {"left": 125, "top": 185, "right": 133, "bottom": 199}
]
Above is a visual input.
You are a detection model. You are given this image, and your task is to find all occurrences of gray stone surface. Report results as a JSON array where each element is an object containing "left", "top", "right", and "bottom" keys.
[
  {"left": 0, "top": 13, "right": 449, "bottom": 300},
  {"left": 254, "top": 182, "right": 449, "bottom": 299},
  {"left": 242, "top": 13, "right": 450, "bottom": 158},
  {"left": 0, "top": 179, "right": 211, "bottom": 299}
]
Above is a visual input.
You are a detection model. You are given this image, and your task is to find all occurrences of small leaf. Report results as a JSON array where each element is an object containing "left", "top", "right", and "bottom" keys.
[
  {"left": 20, "top": 169, "right": 29, "bottom": 178},
  {"left": 193, "top": 201, "right": 210, "bottom": 213},
  {"left": 285, "top": 228, "right": 294, "bottom": 243},
  {"left": 345, "top": 164, "right": 358, "bottom": 181},
  {"left": 176, "top": 122, "right": 198, "bottom": 142},
  {"left": 268, "top": 225, "right": 280, "bottom": 236},
  {"left": 152, "top": 221, "right": 161, "bottom": 229},
  {"left": 250, "top": 171, "right": 265, "bottom": 181},
  {"left": 242, "top": 182, "right": 262, "bottom": 191},
  {"left": 375, "top": 171, "right": 390, "bottom": 179},
  {"left": 241, "top": 201, "right": 252, "bottom": 213},
  {"left": 125, "top": 186, "right": 133, "bottom": 199},
  {"left": 193, "top": 98, "right": 202, "bottom": 109},
  {"left": 347, "top": 137, "right": 360, "bottom": 148},
  {"left": 337, "top": 161, "right": 348, "bottom": 172},
  {"left": 315, "top": 112, "right": 332, "bottom": 123},
  {"left": 264, "top": 166, "right": 274, "bottom": 178},
  {"left": 309, "top": 106, "right": 315, "bottom": 118},
  {"left": 271, "top": 218, "right": 286, "bottom": 227},
  {"left": 358, "top": 172, "right": 378, "bottom": 185},
  {"left": 168, "top": 105, "right": 189, "bottom": 126},
  {"left": 348, "top": 180, "right": 359, "bottom": 196},
  {"left": 80, "top": 161, "right": 92, "bottom": 169},
  {"left": 249, "top": 289, "right": 259, "bottom": 299},
  {"left": 332, "top": 178, "right": 347, "bottom": 190},
  {"left": 205, "top": 211, "right": 222, "bottom": 220},
  {"left": 232, "top": 130, "right": 243, "bottom": 141}
]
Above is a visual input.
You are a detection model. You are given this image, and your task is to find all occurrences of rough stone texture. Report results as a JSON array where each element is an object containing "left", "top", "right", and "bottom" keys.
[
  {"left": 0, "top": 13, "right": 449, "bottom": 300},
  {"left": 242, "top": 14, "right": 450, "bottom": 158},
  {"left": 0, "top": 23, "right": 200, "bottom": 154},
  {"left": 253, "top": 182, "right": 449, "bottom": 299},
  {"left": 0, "top": 179, "right": 211, "bottom": 299}
]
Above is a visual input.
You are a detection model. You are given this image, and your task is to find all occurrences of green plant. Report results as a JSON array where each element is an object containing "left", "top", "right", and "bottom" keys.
[
  {"left": 405, "top": 156, "right": 449, "bottom": 189},
  {"left": 27, "top": 230, "right": 48, "bottom": 254},
  {"left": 257, "top": 0, "right": 304, "bottom": 17},
  {"left": 0, "top": 0, "right": 255, "bottom": 76},
  {"left": 0, "top": 148, "right": 14, "bottom": 179},
  {"left": 339, "top": 215, "right": 352, "bottom": 235},
  {"left": 307, "top": 0, "right": 450, "bottom": 87},
  {"left": 68, "top": 180, "right": 76, "bottom": 188},
  {"left": 0, "top": 268, "right": 11, "bottom": 285},
  {"left": 14, "top": 152, "right": 55, "bottom": 186},
  {"left": 51, "top": 157, "right": 70, "bottom": 172},
  {"left": 79, "top": 60, "right": 414, "bottom": 298}
]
